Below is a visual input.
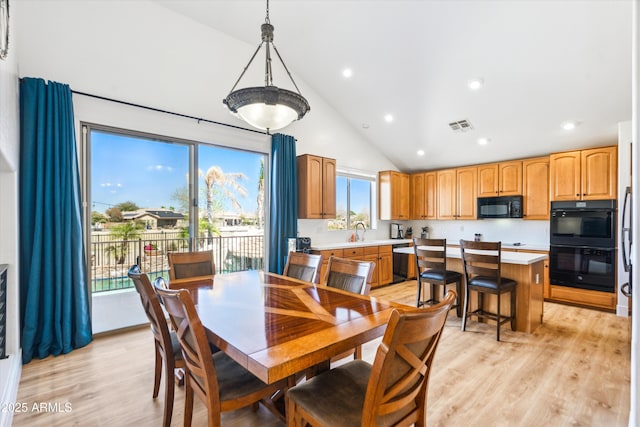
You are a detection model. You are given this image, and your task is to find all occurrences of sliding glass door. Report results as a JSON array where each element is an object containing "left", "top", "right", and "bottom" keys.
[{"left": 83, "top": 123, "right": 267, "bottom": 332}]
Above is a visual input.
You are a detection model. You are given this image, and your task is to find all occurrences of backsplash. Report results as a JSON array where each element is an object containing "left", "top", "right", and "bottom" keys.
[{"left": 298, "top": 218, "right": 550, "bottom": 247}]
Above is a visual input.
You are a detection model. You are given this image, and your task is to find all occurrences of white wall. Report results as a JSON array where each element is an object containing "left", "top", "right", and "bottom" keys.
[{"left": 0, "top": 3, "right": 22, "bottom": 426}]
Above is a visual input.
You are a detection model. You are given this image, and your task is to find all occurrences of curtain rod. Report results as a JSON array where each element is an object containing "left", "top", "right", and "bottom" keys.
[{"left": 70, "top": 90, "right": 269, "bottom": 136}]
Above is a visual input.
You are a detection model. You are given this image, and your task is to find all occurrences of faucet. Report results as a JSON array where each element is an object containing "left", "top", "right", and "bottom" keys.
[{"left": 354, "top": 222, "right": 366, "bottom": 242}]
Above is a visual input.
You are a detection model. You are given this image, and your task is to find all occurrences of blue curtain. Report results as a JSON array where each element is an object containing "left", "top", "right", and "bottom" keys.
[
  {"left": 268, "top": 133, "right": 298, "bottom": 274},
  {"left": 19, "top": 78, "right": 92, "bottom": 364}
]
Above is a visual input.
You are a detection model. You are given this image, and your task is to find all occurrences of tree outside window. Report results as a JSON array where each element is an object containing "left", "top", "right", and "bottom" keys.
[{"left": 329, "top": 174, "right": 374, "bottom": 230}]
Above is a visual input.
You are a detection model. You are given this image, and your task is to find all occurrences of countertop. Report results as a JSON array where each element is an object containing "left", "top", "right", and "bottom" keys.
[
  {"left": 393, "top": 246, "right": 548, "bottom": 265},
  {"left": 310, "top": 239, "right": 413, "bottom": 250},
  {"left": 310, "top": 239, "right": 549, "bottom": 252}
]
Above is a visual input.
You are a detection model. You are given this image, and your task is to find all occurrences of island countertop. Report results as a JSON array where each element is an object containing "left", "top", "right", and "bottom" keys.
[{"left": 393, "top": 246, "right": 547, "bottom": 265}]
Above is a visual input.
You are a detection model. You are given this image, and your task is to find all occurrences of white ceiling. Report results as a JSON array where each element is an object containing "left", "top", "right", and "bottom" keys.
[{"left": 156, "top": 0, "right": 632, "bottom": 171}]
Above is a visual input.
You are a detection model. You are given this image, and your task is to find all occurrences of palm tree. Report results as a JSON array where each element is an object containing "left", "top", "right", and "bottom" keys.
[
  {"left": 201, "top": 166, "right": 248, "bottom": 235},
  {"left": 106, "top": 221, "right": 143, "bottom": 264}
]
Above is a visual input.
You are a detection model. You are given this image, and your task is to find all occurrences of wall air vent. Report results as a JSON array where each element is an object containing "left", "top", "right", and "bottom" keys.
[{"left": 449, "top": 119, "right": 473, "bottom": 132}]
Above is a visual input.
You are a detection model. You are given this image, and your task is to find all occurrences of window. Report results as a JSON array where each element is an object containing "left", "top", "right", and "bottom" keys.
[
  {"left": 329, "top": 172, "right": 376, "bottom": 230},
  {"left": 85, "top": 124, "right": 267, "bottom": 293}
]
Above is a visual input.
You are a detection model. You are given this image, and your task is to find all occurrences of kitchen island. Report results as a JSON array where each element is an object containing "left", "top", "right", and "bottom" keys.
[{"left": 394, "top": 246, "right": 547, "bottom": 334}]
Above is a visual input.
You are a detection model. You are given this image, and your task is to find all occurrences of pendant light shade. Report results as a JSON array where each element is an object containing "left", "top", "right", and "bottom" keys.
[{"left": 223, "top": 2, "right": 310, "bottom": 132}]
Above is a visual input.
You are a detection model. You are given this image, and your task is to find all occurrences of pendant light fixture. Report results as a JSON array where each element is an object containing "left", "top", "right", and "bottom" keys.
[{"left": 223, "top": 0, "right": 310, "bottom": 132}]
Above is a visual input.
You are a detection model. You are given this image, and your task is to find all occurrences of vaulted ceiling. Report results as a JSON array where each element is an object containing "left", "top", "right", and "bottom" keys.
[{"left": 156, "top": 0, "right": 632, "bottom": 171}]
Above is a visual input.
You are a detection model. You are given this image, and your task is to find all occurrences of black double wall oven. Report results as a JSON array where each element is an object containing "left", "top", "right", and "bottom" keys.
[{"left": 549, "top": 200, "right": 616, "bottom": 293}]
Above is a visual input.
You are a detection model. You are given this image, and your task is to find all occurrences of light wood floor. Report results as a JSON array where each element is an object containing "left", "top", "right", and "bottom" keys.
[{"left": 13, "top": 280, "right": 630, "bottom": 426}]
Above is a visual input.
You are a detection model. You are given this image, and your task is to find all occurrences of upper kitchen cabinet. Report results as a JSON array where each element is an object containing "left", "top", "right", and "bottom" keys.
[
  {"left": 378, "top": 171, "right": 410, "bottom": 220},
  {"left": 297, "top": 154, "right": 336, "bottom": 219},
  {"left": 477, "top": 160, "right": 523, "bottom": 197},
  {"left": 549, "top": 146, "right": 617, "bottom": 201},
  {"left": 437, "top": 166, "right": 477, "bottom": 220},
  {"left": 522, "top": 156, "right": 550, "bottom": 220},
  {"left": 410, "top": 171, "right": 437, "bottom": 220}
]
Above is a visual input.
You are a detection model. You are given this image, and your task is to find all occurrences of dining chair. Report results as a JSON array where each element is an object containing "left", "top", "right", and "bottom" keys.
[
  {"left": 459, "top": 239, "right": 517, "bottom": 341},
  {"left": 413, "top": 237, "right": 462, "bottom": 317},
  {"left": 324, "top": 256, "right": 375, "bottom": 360},
  {"left": 167, "top": 250, "right": 215, "bottom": 289},
  {"left": 286, "top": 291, "right": 456, "bottom": 427},
  {"left": 154, "top": 285, "right": 292, "bottom": 427},
  {"left": 127, "top": 265, "right": 184, "bottom": 427},
  {"left": 282, "top": 251, "right": 323, "bottom": 283},
  {"left": 323, "top": 256, "right": 375, "bottom": 295}
]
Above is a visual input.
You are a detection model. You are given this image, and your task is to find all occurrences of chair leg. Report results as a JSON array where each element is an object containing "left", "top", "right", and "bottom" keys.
[
  {"left": 153, "top": 343, "right": 162, "bottom": 399},
  {"left": 461, "top": 287, "right": 470, "bottom": 332},
  {"left": 416, "top": 278, "right": 422, "bottom": 307},
  {"left": 511, "top": 288, "right": 517, "bottom": 331},
  {"left": 496, "top": 291, "right": 501, "bottom": 341},
  {"left": 184, "top": 377, "right": 194, "bottom": 427},
  {"left": 431, "top": 283, "right": 438, "bottom": 303},
  {"left": 163, "top": 361, "right": 175, "bottom": 427},
  {"left": 454, "top": 279, "right": 462, "bottom": 318}
]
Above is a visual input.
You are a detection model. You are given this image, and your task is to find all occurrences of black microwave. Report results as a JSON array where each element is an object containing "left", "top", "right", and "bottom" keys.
[{"left": 477, "top": 196, "right": 523, "bottom": 219}]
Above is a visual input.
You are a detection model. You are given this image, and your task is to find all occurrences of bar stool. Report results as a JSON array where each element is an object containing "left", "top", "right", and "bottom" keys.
[
  {"left": 459, "top": 239, "right": 517, "bottom": 341},
  {"left": 414, "top": 238, "right": 462, "bottom": 317}
]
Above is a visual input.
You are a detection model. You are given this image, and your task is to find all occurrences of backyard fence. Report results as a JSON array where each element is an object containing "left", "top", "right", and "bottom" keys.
[{"left": 90, "top": 234, "right": 264, "bottom": 293}]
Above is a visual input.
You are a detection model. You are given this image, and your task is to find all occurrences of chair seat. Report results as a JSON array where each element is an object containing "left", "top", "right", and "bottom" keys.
[
  {"left": 420, "top": 269, "right": 462, "bottom": 283},
  {"left": 213, "top": 351, "right": 273, "bottom": 403},
  {"left": 287, "top": 360, "right": 411, "bottom": 427},
  {"left": 469, "top": 276, "right": 516, "bottom": 290}
]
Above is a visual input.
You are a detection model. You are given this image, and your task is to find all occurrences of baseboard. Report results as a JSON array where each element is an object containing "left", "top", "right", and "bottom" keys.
[
  {"left": 617, "top": 303, "right": 631, "bottom": 317},
  {"left": 0, "top": 350, "right": 22, "bottom": 427}
]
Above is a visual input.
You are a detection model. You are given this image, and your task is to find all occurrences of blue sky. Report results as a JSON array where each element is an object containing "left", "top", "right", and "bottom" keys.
[{"left": 91, "top": 130, "right": 264, "bottom": 215}]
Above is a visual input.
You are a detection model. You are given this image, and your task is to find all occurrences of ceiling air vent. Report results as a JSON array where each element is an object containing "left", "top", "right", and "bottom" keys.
[{"left": 449, "top": 119, "right": 473, "bottom": 132}]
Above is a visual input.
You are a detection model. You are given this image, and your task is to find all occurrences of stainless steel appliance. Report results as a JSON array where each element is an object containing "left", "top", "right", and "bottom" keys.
[
  {"left": 390, "top": 223, "right": 404, "bottom": 239},
  {"left": 549, "top": 200, "right": 616, "bottom": 293},
  {"left": 392, "top": 242, "right": 410, "bottom": 283},
  {"left": 477, "top": 195, "right": 523, "bottom": 219},
  {"left": 621, "top": 187, "right": 633, "bottom": 297}
]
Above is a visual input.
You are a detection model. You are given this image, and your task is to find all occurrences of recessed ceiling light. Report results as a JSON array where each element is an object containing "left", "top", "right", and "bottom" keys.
[
  {"left": 384, "top": 114, "right": 394, "bottom": 123},
  {"left": 417, "top": 149, "right": 425, "bottom": 156},
  {"left": 562, "top": 122, "right": 576, "bottom": 131},
  {"left": 342, "top": 68, "right": 353, "bottom": 78},
  {"left": 477, "top": 137, "right": 490, "bottom": 145},
  {"left": 468, "top": 78, "right": 484, "bottom": 90}
]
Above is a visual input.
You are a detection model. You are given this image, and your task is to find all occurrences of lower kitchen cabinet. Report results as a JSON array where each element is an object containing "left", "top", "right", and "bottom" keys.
[{"left": 547, "top": 286, "right": 616, "bottom": 310}]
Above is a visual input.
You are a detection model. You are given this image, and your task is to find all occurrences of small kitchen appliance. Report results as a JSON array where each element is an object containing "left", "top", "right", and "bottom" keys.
[{"left": 390, "top": 223, "right": 404, "bottom": 239}]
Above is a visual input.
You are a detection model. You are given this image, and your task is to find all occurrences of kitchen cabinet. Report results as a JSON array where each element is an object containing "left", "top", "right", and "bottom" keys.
[
  {"left": 378, "top": 171, "right": 410, "bottom": 220},
  {"left": 297, "top": 154, "right": 336, "bottom": 219},
  {"left": 522, "top": 156, "right": 550, "bottom": 220},
  {"left": 477, "top": 160, "right": 522, "bottom": 197},
  {"left": 549, "top": 146, "right": 617, "bottom": 201},
  {"left": 547, "top": 285, "right": 616, "bottom": 310},
  {"left": 437, "top": 167, "right": 477, "bottom": 220},
  {"left": 410, "top": 171, "right": 437, "bottom": 220}
]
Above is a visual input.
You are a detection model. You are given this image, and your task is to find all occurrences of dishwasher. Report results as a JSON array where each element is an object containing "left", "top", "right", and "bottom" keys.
[{"left": 391, "top": 242, "right": 411, "bottom": 283}]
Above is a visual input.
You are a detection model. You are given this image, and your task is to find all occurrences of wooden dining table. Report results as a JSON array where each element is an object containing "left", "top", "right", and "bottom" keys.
[{"left": 190, "top": 270, "right": 402, "bottom": 385}]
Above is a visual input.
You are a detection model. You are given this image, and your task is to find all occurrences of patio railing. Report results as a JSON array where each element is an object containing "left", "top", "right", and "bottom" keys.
[{"left": 90, "top": 234, "right": 264, "bottom": 293}]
